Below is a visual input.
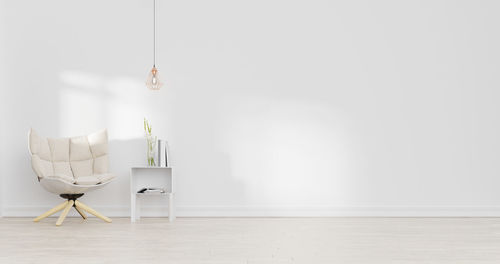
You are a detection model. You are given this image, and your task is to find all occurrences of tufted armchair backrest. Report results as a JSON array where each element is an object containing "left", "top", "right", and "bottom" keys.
[{"left": 29, "top": 129, "right": 109, "bottom": 182}]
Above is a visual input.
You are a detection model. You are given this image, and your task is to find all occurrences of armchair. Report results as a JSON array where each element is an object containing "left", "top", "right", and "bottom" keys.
[{"left": 29, "top": 128, "right": 115, "bottom": 226}]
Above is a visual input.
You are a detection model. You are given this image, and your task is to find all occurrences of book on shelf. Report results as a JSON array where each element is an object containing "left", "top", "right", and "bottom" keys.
[
  {"left": 137, "top": 187, "right": 165, "bottom": 194},
  {"left": 157, "top": 139, "right": 170, "bottom": 167}
]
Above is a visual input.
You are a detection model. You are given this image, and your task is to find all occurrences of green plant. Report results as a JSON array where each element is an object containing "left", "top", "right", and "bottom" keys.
[{"left": 144, "top": 118, "right": 157, "bottom": 166}]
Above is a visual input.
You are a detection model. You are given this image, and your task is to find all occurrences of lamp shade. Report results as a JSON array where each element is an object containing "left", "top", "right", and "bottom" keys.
[{"left": 146, "top": 66, "right": 163, "bottom": 90}]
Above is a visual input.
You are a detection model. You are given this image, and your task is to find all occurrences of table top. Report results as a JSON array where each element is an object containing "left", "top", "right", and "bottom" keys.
[{"left": 131, "top": 166, "right": 172, "bottom": 169}]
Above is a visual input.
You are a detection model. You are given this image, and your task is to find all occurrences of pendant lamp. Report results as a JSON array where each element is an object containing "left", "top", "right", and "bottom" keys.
[{"left": 146, "top": 0, "right": 162, "bottom": 90}]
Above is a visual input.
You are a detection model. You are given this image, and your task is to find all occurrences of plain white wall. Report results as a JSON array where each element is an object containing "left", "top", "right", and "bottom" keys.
[
  {"left": 1, "top": 0, "right": 500, "bottom": 217},
  {"left": 0, "top": 0, "right": 5, "bottom": 216}
]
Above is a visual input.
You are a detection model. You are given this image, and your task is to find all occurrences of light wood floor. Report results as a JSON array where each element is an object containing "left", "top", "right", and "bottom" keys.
[{"left": 1, "top": 217, "right": 500, "bottom": 263}]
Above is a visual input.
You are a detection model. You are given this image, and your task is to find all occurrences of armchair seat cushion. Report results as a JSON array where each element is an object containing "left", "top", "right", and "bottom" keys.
[
  {"left": 40, "top": 176, "right": 112, "bottom": 194},
  {"left": 74, "top": 173, "right": 116, "bottom": 185},
  {"left": 45, "top": 174, "right": 76, "bottom": 184},
  {"left": 95, "top": 173, "right": 115, "bottom": 183},
  {"left": 75, "top": 176, "right": 101, "bottom": 185}
]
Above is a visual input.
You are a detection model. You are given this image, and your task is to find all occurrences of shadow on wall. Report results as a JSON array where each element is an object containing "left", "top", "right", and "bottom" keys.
[
  {"left": 54, "top": 68, "right": 251, "bottom": 214},
  {"left": 89, "top": 137, "right": 249, "bottom": 216},
  {"left": 174, "top": 146, "right": 249, "bottom": 214},
  {"left": 81, "top": 138, "right": 145, "bottom": 208}
]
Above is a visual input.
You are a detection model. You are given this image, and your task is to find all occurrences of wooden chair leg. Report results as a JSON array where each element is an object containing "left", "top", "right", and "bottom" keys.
[
  {"left": 75, "top": 200, "right": 112, "bottom": 223},
  {"left": 56, "top": 200, "right": 74, "bottom": 226},
  {"left": 34, "top": 201, "right": 68, "bottom": 222},
  {"left": 75, "top": 206, "right": 87, "bottom": 219}
]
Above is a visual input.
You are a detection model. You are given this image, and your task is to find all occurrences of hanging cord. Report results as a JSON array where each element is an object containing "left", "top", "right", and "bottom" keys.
[{"left": 153, "top": 0, "right": 156, "bottom": 67}]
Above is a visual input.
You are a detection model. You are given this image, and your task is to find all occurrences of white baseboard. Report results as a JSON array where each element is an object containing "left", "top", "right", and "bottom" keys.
[
  {"left": 3, "top": 205, "right": 500, "bottom": 217},
  {"left": 176, "top": 206, "right": 500, "bottom": 217}
]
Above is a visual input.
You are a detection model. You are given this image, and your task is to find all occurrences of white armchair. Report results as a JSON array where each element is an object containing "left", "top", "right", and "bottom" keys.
[{"left": 29, "top": 128, "right": 115, "bottom": 226}]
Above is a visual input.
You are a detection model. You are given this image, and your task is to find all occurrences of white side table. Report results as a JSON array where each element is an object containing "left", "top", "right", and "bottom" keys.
[{"left": 130, "top": 167, "right": 175, "bottom": 222}]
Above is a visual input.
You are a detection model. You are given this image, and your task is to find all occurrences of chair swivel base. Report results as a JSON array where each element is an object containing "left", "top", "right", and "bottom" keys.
[{"left": 33, "top": 194, "right": 112, "bottom": 226}]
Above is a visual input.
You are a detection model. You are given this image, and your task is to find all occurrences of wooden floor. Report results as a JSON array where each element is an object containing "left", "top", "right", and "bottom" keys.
[{"left": 1, "top": 217, "right": 500, "bottom": 263}]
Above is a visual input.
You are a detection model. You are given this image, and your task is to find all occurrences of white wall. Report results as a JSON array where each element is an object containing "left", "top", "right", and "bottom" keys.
[
  {"left": 2, "top": 0, "right": 500, "bottom": 217},
  {"left": 0, "top": 0, "right": 5, "bottom": 216}
]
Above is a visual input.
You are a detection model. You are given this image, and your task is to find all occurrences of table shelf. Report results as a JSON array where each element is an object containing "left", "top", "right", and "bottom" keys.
[
  {"left": 130, "top": 167, "right": 175, "bottom": 222},
  {"left": 136, "top": 192, "right": 170, "bottom": 196}
]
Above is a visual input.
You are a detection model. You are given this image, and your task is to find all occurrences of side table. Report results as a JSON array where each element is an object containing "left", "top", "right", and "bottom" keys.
[{"left": 130, "top": 167, "right": 175, "bottom": 222}]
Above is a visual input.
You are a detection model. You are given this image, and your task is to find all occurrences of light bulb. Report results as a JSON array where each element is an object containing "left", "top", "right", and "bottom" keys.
[{"left": 146, "top": 66, "right": 163, "bottom": 90}]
